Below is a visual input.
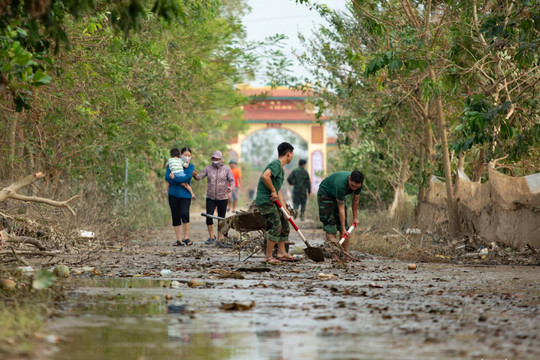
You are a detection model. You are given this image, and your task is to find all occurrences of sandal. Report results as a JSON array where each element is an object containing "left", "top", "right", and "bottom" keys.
[
  {"left": 173, "top": 240, "right": 185, "bottom": 247},
  {"left": 182, "top": 238, "right": 193, "bottom": 246},
  {"left": 276, "top": 255, "right": 299, "bottom": 262},
  {"left": 263, "top": 258, "right": 284, "bottom": 265}
]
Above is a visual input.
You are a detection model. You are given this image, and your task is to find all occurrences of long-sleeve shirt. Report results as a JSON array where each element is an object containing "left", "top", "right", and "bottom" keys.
[
  {"left": 195, "top": 162, "right": 235, "bottom": 200},
  {"left": 165, "top": 163, "right": 194, "bottom": 199}
]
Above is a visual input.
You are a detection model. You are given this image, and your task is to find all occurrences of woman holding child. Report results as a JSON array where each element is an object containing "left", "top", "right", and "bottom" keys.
[{"left": 165, "top": 147, "right": 195, "bottom": 246}]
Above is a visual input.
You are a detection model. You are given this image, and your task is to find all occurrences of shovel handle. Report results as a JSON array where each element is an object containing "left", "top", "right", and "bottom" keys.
[
  {"left": 274, "top": 200, "right": 309, "bottom": 244},
  {"left": 339, "top": 222, "right": 357, "bottom": 245}
]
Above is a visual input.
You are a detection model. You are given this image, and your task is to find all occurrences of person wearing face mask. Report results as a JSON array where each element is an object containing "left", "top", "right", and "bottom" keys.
[
  {"left": 166, "top": 148, "right": 196, "bottom": 199},
  {"left": 193, "top": 150, "right": 235, "bottom": 246},
  {"left": 166, "top": 147, "right": 195, "bottom": 246}
]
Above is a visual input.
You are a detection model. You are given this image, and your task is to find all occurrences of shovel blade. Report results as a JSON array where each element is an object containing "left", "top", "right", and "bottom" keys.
[{"left": 304, "top": 246, "right": 325, "bottom": 262}]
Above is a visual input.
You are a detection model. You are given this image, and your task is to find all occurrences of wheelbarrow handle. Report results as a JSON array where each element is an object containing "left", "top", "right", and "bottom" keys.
[
  {"left": 274, "top": 200, "right": 308, "bottom": 244},
  {"left": 339, "top": 222, "right": 357, "bottom": 245},
  {"left": 201, "top": 213, "right": 226, "bottom": 221}
]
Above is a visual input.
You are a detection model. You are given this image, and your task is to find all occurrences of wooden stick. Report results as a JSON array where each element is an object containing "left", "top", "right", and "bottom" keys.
[
  {"left": 1, "top": 229, "right": 47, "bottom": 250},
  {"left": 392, "top": 228, "right": 411, "bottom": 243},
  {"left": 0, "top": 172, "right": 79, "bottom": 216},
  {"left": 0, "top": 250, "right": 60, "bottom": 256},
  {"left": 0, "top": 172, "right": 45, "bottom": 202},
  {"left": 8, "top": 246, "right": 30, "bottom": 266}
]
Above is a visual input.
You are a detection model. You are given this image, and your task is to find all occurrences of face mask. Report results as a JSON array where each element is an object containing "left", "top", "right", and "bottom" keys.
[
  {"left": 181, "top": 156, "right": 191, "bottom": 163},
  {"left": 212, "top": 160, "right": 220, "bottom": 165}
]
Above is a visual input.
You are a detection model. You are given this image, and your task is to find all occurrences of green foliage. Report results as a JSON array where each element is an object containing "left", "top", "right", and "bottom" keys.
[
  {"left": 31, "top": 270, "right": 56, "bottom": 290},
  {"left": 282, "top": 0, "right": 539, "bottom": 213},
  {"left": 0, "top": 0, "right": 199, "bottom": 112},
  {"left": 0, "top": 0, "right": 266, "bottom": 230}
]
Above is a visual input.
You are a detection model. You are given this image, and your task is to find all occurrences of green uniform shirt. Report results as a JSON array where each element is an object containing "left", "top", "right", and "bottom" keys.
[
  {"left": 318, "top": 171, "right": 361, "bottom": 201},
  {"left": 287, "top": 167, "right": 311, "bottom": 195},
  {"left": 255, "top": 160, "right": 284, "bottom": 206}
]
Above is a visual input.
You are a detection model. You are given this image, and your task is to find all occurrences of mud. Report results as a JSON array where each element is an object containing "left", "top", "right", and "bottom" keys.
[{"left": 43, "top": 218, "right": 539, "bottom": 360}]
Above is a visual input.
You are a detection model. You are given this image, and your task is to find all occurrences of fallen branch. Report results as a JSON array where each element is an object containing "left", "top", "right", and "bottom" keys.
[
  {"left": 0, "top": 229, "right": 47, "bottom": 250},
  {"left": 392, "top": 228, "right": 411, "bottom": 244},
  {"left": 327, "top": 240, "right": 361, "bottom": 261},
  {"left": 0, "top": 172, "right": 80, "bottom": 216},
  {"left": 0, "top": 250, "right": 60, "bottom": 256},
  {"left": 8, "top": 246, "right": 30, "bottom": 266}
]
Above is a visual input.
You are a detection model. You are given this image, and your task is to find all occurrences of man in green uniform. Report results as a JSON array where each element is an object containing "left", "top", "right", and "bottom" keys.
[
  {"left": 317, "top": 170, "right": 364, "bottom": 254},
  {"left": 287, "top": 159, "right": 311, "bottom": 221},
  {"left": 255, "top": 142, "right": 298, "bottom": 265}
]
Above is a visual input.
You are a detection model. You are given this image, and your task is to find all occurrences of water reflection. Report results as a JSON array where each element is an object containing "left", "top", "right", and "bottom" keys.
[{"left": 69, "top": 278, "right": 172, "bottom": 289}]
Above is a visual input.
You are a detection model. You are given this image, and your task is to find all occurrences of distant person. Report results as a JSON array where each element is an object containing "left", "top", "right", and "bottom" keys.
[
  {"left": 228, "top": 160, "right": 242, "bottom": 212},
  {"left": 317, "top": 171, "right": 364, "bottom": 254},
  {"left": 165, "top": 147, "right": 195, "bottom": 246},
  {"left": 193, "top": 151, "right": 234, "bottom": 246},
  {"left": 287, "top": 159, "right": 311, "bottom": 221},
  {"left": 166, "top": 148, "right": 196, "bottom": 199},
  {"left": 248, "top": 188, "right": 255, "bottom": 200},
  {"left": 255, "top": 142, "right": 298, "bottom": 264}
]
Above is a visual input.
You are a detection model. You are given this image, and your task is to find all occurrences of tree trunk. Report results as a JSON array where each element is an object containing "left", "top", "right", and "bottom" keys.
[
  {"left": 389, "top": 156, "right": 409, "bottom": 224},
  {"left": 473, "top": 146, "right": 485, "bottom": 182},
  {"left": 6, "top": 112, "right": 19, "bottom": 181},
  {"left": 420, "top": 102, "right": 434, "bottom": 203},
  {"left": 458, "top": 152, "right": 465, "bottom": 171},
  {"left": 428, "top": 67, "right": 460, "bottom": 236}
]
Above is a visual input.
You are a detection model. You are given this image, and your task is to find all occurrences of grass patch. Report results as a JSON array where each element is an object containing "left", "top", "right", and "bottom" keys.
[
  {"left": 348, "top": 205, "right": 450, "bottom": 262},
  {"left": 0, "top": 269, "right": 64, "bottom": 358}
]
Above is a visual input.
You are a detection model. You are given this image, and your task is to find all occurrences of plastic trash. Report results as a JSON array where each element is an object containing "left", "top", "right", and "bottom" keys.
[
  {"left": 405, "top": 228, "right": 421, "bottom": 234},
  {"left": 78, "top": 230, "right": 95, "bottom": 238},
  {"left": 167, "top": 304, "right": 186, "bottom": 314},
  {"left": 160, "top": 269, "right": 171, "bottom": 277},
  {"left": 170, "top": 280, "right": 181, "bottom": 288},
  {"left": 317, "top": 273, "right": 337, "bottom": 280},
  {"left": 18, "top": 266, "right": 34, "bottom": 273}
]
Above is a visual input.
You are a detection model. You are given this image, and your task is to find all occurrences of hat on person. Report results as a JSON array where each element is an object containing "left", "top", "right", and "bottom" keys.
[
  {"left": 212, "top": 150, "right": 222, "bottom": 159},
  {"left": 229, "top": 159, "right": 237, "bottom": 164}
]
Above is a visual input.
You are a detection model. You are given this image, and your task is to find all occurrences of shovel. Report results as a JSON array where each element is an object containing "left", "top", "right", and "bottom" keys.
[
  {"left": 339, "top": 222, "right": 357, "bottom": 245},
  {"left": 274, "top": 200, "right": 325, "bottom": 262}
]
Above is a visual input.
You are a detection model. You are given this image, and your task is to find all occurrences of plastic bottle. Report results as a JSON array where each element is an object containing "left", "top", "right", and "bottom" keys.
[{"left": 160, "top": 269, "right": 171, "bottom": 277}]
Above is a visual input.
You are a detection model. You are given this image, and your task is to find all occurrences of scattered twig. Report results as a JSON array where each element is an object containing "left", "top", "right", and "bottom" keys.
[
  {"left": 0, "top": 229, "right": 47, "bottom": 250},
  {"left": 8, "top": 246, "right": 30, "bottom": 266},
  {"left": 0, "top": 250, "right": 60, "bottom": 257},
  {"left": 392, "top": 228, "right": 411, "bottom": 244}
]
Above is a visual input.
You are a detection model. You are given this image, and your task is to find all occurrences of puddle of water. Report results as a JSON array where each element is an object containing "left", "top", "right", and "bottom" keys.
[
  {"left": 48, "top": 277, "right": 464, "bottom": 360},
  {"left": 69, "top": 278, "right": 173, "bottom": 289},
  {"left": 48, "top": 265, "right": 540, "bottom": 360},
  {"left": 49, "top": 311, "right": 414, "bottom": 360}
]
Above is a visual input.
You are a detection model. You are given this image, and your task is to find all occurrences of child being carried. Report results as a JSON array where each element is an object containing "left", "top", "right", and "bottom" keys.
[{"left": 166, "top": 148, "right": 196, "bottom": 199}]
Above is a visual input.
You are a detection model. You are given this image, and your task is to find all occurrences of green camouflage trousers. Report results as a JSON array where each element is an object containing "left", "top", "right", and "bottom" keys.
[
  {"left": 292, "top": 191, "right": 307, "bottom": 219},
  {"left": 317, "top": 192, "right": 347, "bottom": 235},
  {"left": 259, "top": 202, "right": 290, "bottom": 242}
]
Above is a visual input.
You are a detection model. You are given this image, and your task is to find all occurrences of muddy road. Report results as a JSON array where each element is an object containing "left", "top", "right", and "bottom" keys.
[{"left": 44, "top": 217, "right": 539, "bottom": 360}]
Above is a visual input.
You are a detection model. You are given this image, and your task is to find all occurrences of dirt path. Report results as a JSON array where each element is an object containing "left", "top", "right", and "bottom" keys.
[{"left": 44, "top": 217, "right": 540, "bottom": 360}]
